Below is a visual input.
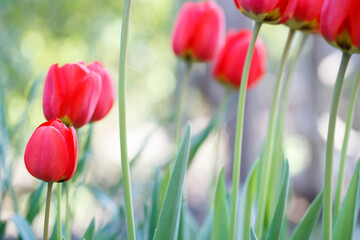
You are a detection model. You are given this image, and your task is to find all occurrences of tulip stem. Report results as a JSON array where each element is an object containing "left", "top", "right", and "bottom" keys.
[
  {"left": 65, "top": 182, "right": 71, "bottom": 240},
  {"left": 323, "top": 52, "right": 351, "bottom": 239},
  {"left": 255, "top": 28, "right": 295, "bottom": 238},
  {"left": 118, "top": 0, "right": 136, "bottom": 238},
  {"left": 334, "top": 69, "right": 360, "bottom": 220},
  {"left": 57, "top": 183, "right": 62, "bottom": 240},
  {"left": 174, "top": 61, "right": 192, "bottom": 148},
  {"left": 44, "top": 182, "right": 53, "bottom": 240},
  {"left": 229, "top": 21, "right": 262, "bottom": 240}
]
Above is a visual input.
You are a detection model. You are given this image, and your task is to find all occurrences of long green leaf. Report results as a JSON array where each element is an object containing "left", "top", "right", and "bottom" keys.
[
  {"left": 250, "top": 227, "right": 258, "bottom": 240},
  {"left": 149, "top": 168, "right": 160, "bottom": 240},
  {"left": 10, "top": 214, "right": 36, "bottom": 240},
  {"left": 290, "top": 190, "right": 323, "bottom": 240},
  {"left": 211, "top": 168, "right": 230, "bottom": 240},
  {"left": 26, "top": 182, "right": 45, "bottom": 224},
  {"left": 0, "top": 220, "right": 6, "bottom": 239},
  {"left": 266, "top": 160, "right": 290, "bottom": 240},
  {"left": 333, "top": 160, "right": 360, "bottom": 240},
  {"left": 196, "top": 211, "right": 213, "bottom": 240},
  {"left": 237, "top": 160, "right": 258, "bottom": 240},
  {"left": 153, "top": 123, "right": 191, "bottom": 240},
  {"left": 83, "top": 218, "right": 96, "bottom": 240}
]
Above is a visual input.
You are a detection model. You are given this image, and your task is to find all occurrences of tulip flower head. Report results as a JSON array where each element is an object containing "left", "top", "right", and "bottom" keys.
[
  {"left": 287, "top": 0, "right": 325, "bottom": 32},
  {"left": 87, "top": 61, "right": 115, "bottom": 121},
  {"left": 172, "top": 1, "right": 225, "bottom": 62},
  {"left": 320, "top": 0, "right": 360, "bottom": 53},
  {"left": 234, "top": 0, "right": 297, "bottom": 24},
  {"left": 43, "top": 62, "right": 102, "bottom": 128},
  {"left": 24, "top": 119, "right": 78, "bottom": 182},
  {"left": 213, "top": 29, "right": 267, "bottom": 89}
]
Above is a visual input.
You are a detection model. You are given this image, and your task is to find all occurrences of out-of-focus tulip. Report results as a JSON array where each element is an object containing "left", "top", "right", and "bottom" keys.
[
  {"left": 87, "top": 61, "right": 115, "bottom": 121},
  {"left": 287, "top": 0, "right": 325, "bottom": 32},
  {"left": 213, "top": 29, "right": 267, "bottom": 89},
  {"left": 172, "top": 1, "right": 225, "bottom": 62},
  {"left": 43, "top": 62, "right": 102, "bottom": 128},
  {"left": 320, "top": 0, "right": 360, "bottom": 53},
  {"left": 24, "top": 119, "right": 78, "bottom": 182},
  {"left": 234, "top": 0, "right": 297, "bottom": 24}
]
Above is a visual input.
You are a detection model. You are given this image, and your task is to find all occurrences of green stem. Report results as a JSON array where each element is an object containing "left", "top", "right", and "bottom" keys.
[
  {"left": 57, "top": 183, "right": 61, "bottom": 240},
  {"left": 174, "top": 62, "right": 192, "bottom": 147},
  {"left": 44, "top": 182, "right": 53, "bottom": 240},
  {"left": 323, "top": 52, "right": 351, "bottom": 240},
  {"left": 230, "top": 21, "right": 262, "bottom": 240},
  {"left": 255, "top": 28, "right": 295, "bottom": 238},
  {"left": 118, "top": 0, "right": 136, "bottom": 238},
  {"left": 65, "top": 182, "right": 71, "bottom": 240},
  {"left": 335, "top": 57, "right": 358, "bottom": 220}
]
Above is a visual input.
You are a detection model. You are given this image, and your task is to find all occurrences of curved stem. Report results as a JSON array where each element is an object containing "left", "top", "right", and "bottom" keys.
[
  {"left": 174, "top": 62, "right": 192, "bottom": 148},
  {"left": 44, "top": 182, "right": 53, "bottom": 240},
  {"left": 230, "top": 21, "right": 262, "bottom": 240},
  {"left": 334, "top": 57, "right": 359, "bottom": 220},
  {"left": 57, "top": 183, "right": 61, "bottom": 240},
  {"left": 255, "top": 28, "right": 295, "bottom": 238},
  {"left": 65, "top": 183, "right": 71, "bottom": 240},
  {"left": 118, "top": 0, "right": 136, "bottom": 238},
  {"left": 323, "top": 52, "right": 351, "bottom": 240}
]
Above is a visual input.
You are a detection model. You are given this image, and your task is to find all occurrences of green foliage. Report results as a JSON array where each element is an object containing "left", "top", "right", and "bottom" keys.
[
  {"left": 83, "top": 218, "right": 96, "bottom": 240},
  {"left": 10, "top": 214, "right": 36, "bottom": 240},
  {"left": 333, "top": 160, "right": 360, "bottom": 240},
  {"left": 250, "top": 227, "right": 258, "bottom": 240},
  {"left": 153, "top": 123, "right": 191, "bottom": 240},
  {"left": 26, "top": 182, "right": 45, "bottom": 224}
]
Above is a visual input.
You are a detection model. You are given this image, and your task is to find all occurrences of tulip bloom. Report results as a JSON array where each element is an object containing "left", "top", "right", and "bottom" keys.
[
  {"left": 287, "top": 0, "right": 325, "bottom": 32},
  {"left": 87, "top": 61, "right": 115, "bottom": 121},
  {"left": 213, "top": 29, "right": 267, "bottom": 89},
  {"left": 320, "top": 0, "right": 360, "bottom": 53},
  {"left": 172, "top": 1, "right": 225, "bottom": 62},
  {"left": 234, "top": 0, "right": 297, "bottom": 24},
  {"left": 43, "top": 62, "right": 101, "bottom": 128},
  {"left": 24, "top": 119, "right": 78, "bottom": 182}
]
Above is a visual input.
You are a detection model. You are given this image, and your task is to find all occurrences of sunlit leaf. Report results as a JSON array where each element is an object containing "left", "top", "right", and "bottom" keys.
[{"left": 153, "top": 123, "right": 191, "bottom": 240}]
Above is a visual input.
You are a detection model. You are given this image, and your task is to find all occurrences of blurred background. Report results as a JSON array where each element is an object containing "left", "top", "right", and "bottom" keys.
[{"left": 1, "top": 0, "right": 360, "bottom": 238}]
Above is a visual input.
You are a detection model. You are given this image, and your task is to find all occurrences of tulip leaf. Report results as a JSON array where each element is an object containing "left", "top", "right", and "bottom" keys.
[
  {"left": 88, "top": 186, "right": 118, "bottom": 214},
  {"left": 83, "top": 218, "right": 96, "bottom": 240},
  {"left": 10, "top": 214, "right": 36, "bottom": 240},
  {"left": 211, "top": 168, "right": 230, "bottom": 240},
  {"left": 153, "top": 123, "right": 191, "bottom": 240},
  {"left": 148, "top": 168, "right": 160, "bottom": 240},
  {"left": 290, "top": 190, "right": 323, "bottom": 240},
  {"left": 26, "top": 182, "right": 45, "bottom": 224},
  {"left": 178, "top": 202, "right": 198, "bottom": 240},
  {"left": 333, "top": 160, "right": 360, "bottom": 240},
  {"left": 0, "top": 220, "right": 6, "bottom": 239},
  {"left": 237, "top": 160, "right": 258, "bottom": 240},
  {"left": 266, "top": 160, "right": 290, "bottom": 240},
  {"left": 196, "top": 211, "right": 213, "bottom": 240},
  {"left": 250, "top": 227, "right": 258, "bottom": 240}
]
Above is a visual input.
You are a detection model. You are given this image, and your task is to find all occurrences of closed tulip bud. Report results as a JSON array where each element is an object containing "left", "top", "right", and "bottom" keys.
[
  {"left": 24, "top": 119, "right": 78, "bottom": 182},
  {"left": 172, "top": 1, "right": 225, "bottom": 62},
  {"left": 43, "top": 62, "right": 102, "bottom": 128},
  {"left": 234, "top": 0, "right": 297, "bottom": 24},
  {"left": 213, "top": 29, "right": 267, "bottom": 89},
  {"left": 87, "top": 61, "right": 115, "bottom": 121},
  {"left": 287, "top": 0, "right": 325, "bottom": 32},
  {"left": 320, "top": 0, "right": 360, "bottom": 53}
]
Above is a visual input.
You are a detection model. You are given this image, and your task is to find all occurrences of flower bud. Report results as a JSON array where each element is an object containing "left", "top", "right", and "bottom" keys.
[
  {"left": 234, "top": 0, "right": 297, "bottom": 24},
  {"left": 287, "top": 0, "right": 325, "bottom": 33},
  {"left": 24, "top": 119, "right": 78, "bottom": 182},
  {"left": 43, "top": 62, "right": 102, "bottom": 128},
  {"left": 320, "top": 0, "right": 360, "bottom": 53},
  {"left": 87, "top": 61, "right": 115, "bottom": 121},
  {"left": 172, "top": 1, "right": 225, "bottom": 62},
  {"left": 213, "top": 29, "right": 267, "bottom": 89}
]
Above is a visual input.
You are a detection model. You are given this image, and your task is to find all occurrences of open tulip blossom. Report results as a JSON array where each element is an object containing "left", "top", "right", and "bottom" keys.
[
  {"left": 172, "top": 1, "right": 225, "bottom": 62},
  {"left": 213, "top": 29, "right": 267, "bottom": 89}
]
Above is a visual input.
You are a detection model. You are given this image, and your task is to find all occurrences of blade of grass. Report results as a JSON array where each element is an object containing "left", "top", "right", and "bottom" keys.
[{"left": 153, "top": 123, "right": 191, "bottom": 240}]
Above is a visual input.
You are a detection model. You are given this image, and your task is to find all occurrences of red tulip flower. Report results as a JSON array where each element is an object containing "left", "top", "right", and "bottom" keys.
[
  {"left": 287, "top": 0, "right": 325, "bottom": 32},
  {"left": 43, "top": 62, "right": 102, "bottom": 128},
  {"left": 213, "top": 29, "right": 267, "bottom": 89},
  {"left": 24, "top": 119, "right": 78, "bottom": 182},
  {"left": 172, "top": 1, "right": 225, "bottom": 62},
  {"left": 234, "top": 0, "right": 297, "bottom": 24},
  {"left": 320, "top": 0, "right": 360, "bottom": 53},
  {"left": 87, "top": 61, "right": 115, "bottom": 121}
]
